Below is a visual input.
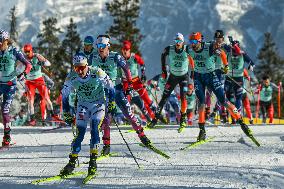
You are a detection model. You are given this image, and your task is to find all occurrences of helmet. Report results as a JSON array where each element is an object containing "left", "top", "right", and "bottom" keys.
[
  {"left": 23, "top": 43, "right": 33, "bottom": 52},
  {"left": 189, "top": 32, "right": 202, "bottom": 42},
  {"left": 23, "top": 43, "right": 34, "bottom": 58},
  {"left": 122, "top": 40, "right": 131, "bottom": 50},
  {"left": 214, "top": 30, "right": 224, "bottom": 39},
  {"left": 0, "top": 30, "right": 10, "bottom": 42},
  {"left": 73, "top": 53, "right": 88, "bottom": 66},
  {"left": 84, "top": 36, "right": 94, "bottom": 45}
]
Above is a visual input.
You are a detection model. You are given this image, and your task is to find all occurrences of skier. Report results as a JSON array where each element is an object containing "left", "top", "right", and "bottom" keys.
[
  {"left": 0, "top": 30, "right": 32, "bottom": 146},
  {"left": 147, "top": 33, "right": 194, "bottom": 131},
  {"left": 242, "top": 69, "right": 254, "bottom": 124},
  {"left": 23, "top": 43, "right": 59, "bottom": 125},
  {"left": 256, "top": 75, "right": 280, "bottom": 124},
  {"left": 92, "top": 35, "right": 152, "bottom": 155},
  {"left": 62, "top": 36, "right": 96, "bottom": 127},
  {"left": 224, "top": 40, "right": 255, "bottom": 124},
  {"left": 187, "top": 31, "right": 256, "bottom": 142},
  {"left": 121, "top": 40, "right": 156, "bottom": 119},
  {"left": 60, "top": 54, "right": 115, "bottom": 178},
  {"left": 186, "top": 83, "right": 196, "bottom": 126}
]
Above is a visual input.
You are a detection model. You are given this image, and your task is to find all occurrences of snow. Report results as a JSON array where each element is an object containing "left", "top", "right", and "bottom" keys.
[{"left": 0, "top": 124, "right": 283, "bottom": 188}]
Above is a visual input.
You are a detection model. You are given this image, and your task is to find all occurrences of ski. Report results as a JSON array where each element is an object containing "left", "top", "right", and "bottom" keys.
[
  {"left": 83, "top": 152, "right": 119, "bottom": 164},
  {"left": 82, "top": 173, "right": 98, "bottom": 184},
  {"left": 180, "top": 136, "right": 215, "bottom": 150},
  {"left": 139, "top": 143, "right": 170, "bottom": 159},
  {"left": 177, "top": 126, "right": 185, "bottom": 133},
  {"left": 31, "top": 171, "right": 86, "bottom": 185},
  {"left": 246, "top": 134, "right": 260, "bottom": 147},
  {"left": 127, "top": 125, "right": 164, "bottom": 133}
]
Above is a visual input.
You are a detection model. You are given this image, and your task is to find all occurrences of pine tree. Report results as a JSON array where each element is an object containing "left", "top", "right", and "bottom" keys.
[
  {"left": 37, "top": 17, "right": 65, "bottom": 94},
  {"left": 9, "top": 5, "right": 18, "bottom": 43},
  {"left": 106, "top": 0, "right": 143, "bottom": 53},
  {"left": 256, "top": 32, "right": 284, "bottom": 82},
  {"left": 62, "top": 18, "right": 82, "bottom": 70}
]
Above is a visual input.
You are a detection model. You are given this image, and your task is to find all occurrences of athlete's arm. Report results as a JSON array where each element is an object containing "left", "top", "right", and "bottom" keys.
[
  {"left": 134, "top": 54, "right": 146, "bottom": 79},
  {"left": 96, "top": 68, "right": 115, "bottom": 102},
  {"left": 14, "top": 48, "right": 32, "bottom": 75},
  {"left": 161, "top": 46, "right": 170, "bottom": 73},
  {"left": 115, "top": 53, "right": 132, "bottom": 83},
  {"left": 36, "top": 53, "right": 51, "bottom": 66}
]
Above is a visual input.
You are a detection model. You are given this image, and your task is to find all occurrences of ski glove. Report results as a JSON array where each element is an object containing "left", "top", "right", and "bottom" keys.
[
  {"left": 223, "top": 65, "right": 229, "bottom": 74},
  {"left": 141, "top": 75, "right": 147, "bottom": 83},
  {"left": 161, "top": 70, "right": 167, "bottom": 79},
  {"left": 248, "top": 64, "right": 255, "bottom": 72},
  {"left": 107, "top": 101, "right": 116, "bottom": 115}
]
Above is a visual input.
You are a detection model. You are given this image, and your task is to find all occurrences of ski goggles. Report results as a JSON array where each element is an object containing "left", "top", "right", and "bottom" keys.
[
  {"left": 96, "top": 43, "right": 108, "bottom": 49},
  {"left": 189, "top": 39, "right": 200, "bottom": 45},
  {"left": 24, "top": 51, "right": 32, "bottom": 54},
  {"left": 74, "top": 65, "right": 87, "bottom": 72},
  {"left": 174, "top": 39, "right": 184, "bottom": 44}
]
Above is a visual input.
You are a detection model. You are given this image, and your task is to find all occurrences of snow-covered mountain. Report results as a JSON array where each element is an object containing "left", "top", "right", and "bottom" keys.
[{"left": 0, "top": 0, "right": 283, "bottom": 77}]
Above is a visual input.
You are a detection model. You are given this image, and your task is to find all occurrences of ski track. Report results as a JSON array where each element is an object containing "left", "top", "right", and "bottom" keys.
[{"left": 0, "top": 125, "right": 283, "bottom": 189}]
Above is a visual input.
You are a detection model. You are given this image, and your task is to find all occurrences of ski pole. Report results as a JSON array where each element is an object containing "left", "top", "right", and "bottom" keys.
[
  {"left": 226, "top": 74, "right": 252, "bottom": 94},
  {"left": 113, "top": 119, "right": 141, "bottom": 169},
  {"left": 278, "top": 82, "right": 282, "bottom": 124}
]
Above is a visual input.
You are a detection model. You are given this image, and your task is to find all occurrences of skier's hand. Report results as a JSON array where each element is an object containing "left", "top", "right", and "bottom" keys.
[
  {"left": 223, "top": 65, "right": 229, "bottom": 74},
  {"left": 108, "top": 101, "right": 117, "bottom": 115},
  {"left": 248, "top": 64, "right": 255, "bottom": 72},
  {"left": 125, "top": 85, "right": 134, "bottom": 96},
  {"left": 161, "top": 70, "right": 167, "bottom": 79},
  {"left": 141, "top": 75, "right": 147, "bottom": 83}
]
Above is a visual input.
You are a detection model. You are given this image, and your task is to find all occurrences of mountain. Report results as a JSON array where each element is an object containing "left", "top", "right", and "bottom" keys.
[{"left": 0, "top": 0, "right": 283, "bottom": 77}]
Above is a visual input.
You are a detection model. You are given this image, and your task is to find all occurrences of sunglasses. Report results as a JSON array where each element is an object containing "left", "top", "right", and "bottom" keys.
[
  {"left": 24, "top": 51, "right": 31, "bottom": 54},
  {"left": 189, "top": 40, "right": 200, "bottom": 45},
  {"left": 96, "top": 43, "right": 107, "bottom": 49},
  {"left": 74, "top": 65, "right": 87, "bottom": 72},
  {"left": 174, "top": 39, "right": 184, "bottom": 44}
]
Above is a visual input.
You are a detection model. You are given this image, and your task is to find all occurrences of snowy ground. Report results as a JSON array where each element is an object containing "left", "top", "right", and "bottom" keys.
[{"left": 0, "top": 124, "right": 283, "bottom": 189}]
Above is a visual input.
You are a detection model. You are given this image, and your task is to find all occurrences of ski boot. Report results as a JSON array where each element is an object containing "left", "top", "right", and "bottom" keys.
[
  {"left": 249, "top": 119, "right": 253, "bottom": 125},
  {"left": 146, "top": 117, "right": 158, "bottom": 128},
  {"left": 101, "top": 144, "right": 110, "bottom": 156},
  {"left": 197, "top": 123, "right": 206, "bottom": 142},
  {"left": 137, "top": 128, "right": 151, "bottom": 146},
  {"left": 237, "top": 119, "right": 253, "bottom": 137},
  {"left": 88, "top": 153, "right": 97, "bottom": 176},
  {"left": 178, "top": 113, "right": 187, "bottom": 133},
  {"left": 60, "top": 154, "right": 78, "bottom": 176},
  {"left": 2, "top": 128, "right": 11, "bottom": 146}
]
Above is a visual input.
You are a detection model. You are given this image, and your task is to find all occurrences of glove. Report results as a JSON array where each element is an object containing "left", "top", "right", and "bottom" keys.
[
  {"left": 107, "top": 101, "right": 116, "bottom": 115},
  {"left": 125, "top": 85, "right": 134, "bottom": 96},
  {"left": 141, "top": 75, "right": 147, "bottom": 83},
  {"left": 161, "top": 70, "right": 167, "bottom": 79},
  {"left": 248, "top": 64, "right": 255, "bottom": 72},
  {"left": 223, "top": 65, "right": 229, "bottom": 74},
  {"left": 245, "top": 76, "right": 251, "bottom": 81},
  {"left": 63, "top": 112, "right": 75, "bottom": 125}
]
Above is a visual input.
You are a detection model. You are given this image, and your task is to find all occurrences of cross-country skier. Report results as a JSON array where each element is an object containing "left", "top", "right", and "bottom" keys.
[
  {"left": 120, "top": 40, "right": 156, "bottom": 119},
  {"left": 147, "top": 33, "right": 194, "bottom": 131},
  {"left": 0, "top": 30, "right": 32, "bottom": 146},
  {"left": 187, "top": 31, "right": 255, "bottom": 142},
  {"left": 92, "top": 35, "right": 152, "bottom": 155},
  {"left": 256, "top": 75, "right": 280, "bottom": 124},
  {"left": 60, "top": 54, "right": 115, "bottom": 177},
  {"left": 23, "top": 43, "right": 59, "bottom": 125}
]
